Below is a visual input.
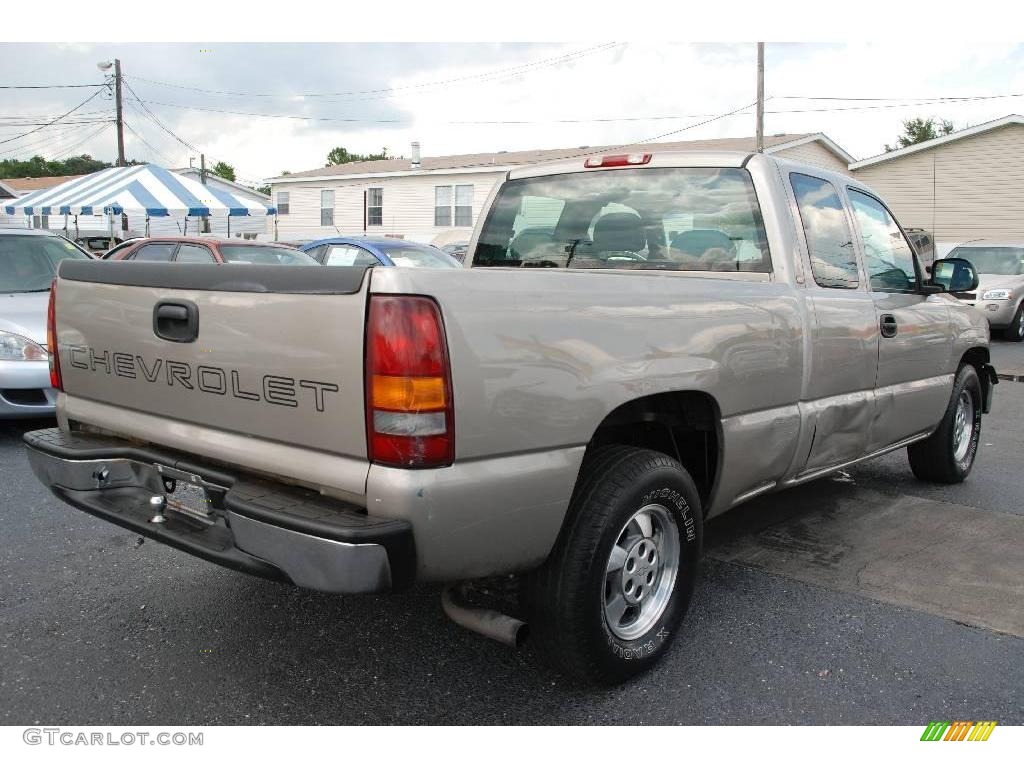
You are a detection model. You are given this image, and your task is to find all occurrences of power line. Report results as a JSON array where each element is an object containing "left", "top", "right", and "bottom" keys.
[
  {"left": 0, "top": 83, "right": 106, "bottom": 90},
  {"left": 123, "top": 119, "right": 176, "bottom": 165},
  {"left": 50, "top": 123, "right": 112, "bottom": 160},
  {"left": 124, "top": 84, "right": 261, "bottom": 184},
  {"left": 125, "top": 43, "right": 622, "bottom": 101},
  {"left": 0, "top": 109, "right": 112, "bottom": 123},
  {"left": 0, "top": 86, "right": 107, "bottom": 146},
  {"left": 123, "top": 81, "right": 201, "bottom": 154},
  {"left": 0, "top": 120, "right": 111, "bottom": 159},
  {"left": 775, "top": 92, "right": 1024, "bottom": 102},
  {"left": 122, "top": 92, "right": 1024, "bottom": 126},
  {"left": 0, "top": 119, "right": 113, "bottom": 130}
]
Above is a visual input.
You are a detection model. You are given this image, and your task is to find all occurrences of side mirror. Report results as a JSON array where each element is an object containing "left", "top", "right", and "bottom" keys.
[{"left": 928, "top": 257, "right": 979, "bottom": 293}]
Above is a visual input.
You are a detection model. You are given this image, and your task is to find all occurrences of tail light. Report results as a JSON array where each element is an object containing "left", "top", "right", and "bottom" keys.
[
  {"left": 366, "top": 295, "right": 453, "bottom": 468},
  {"left": 47, "top": 279, "right": 62, "bottom": 391}
]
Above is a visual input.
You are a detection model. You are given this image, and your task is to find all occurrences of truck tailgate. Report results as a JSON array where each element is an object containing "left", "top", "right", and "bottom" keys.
[{"left": 54, "top": 261, "right": 369, "bottom": 461}]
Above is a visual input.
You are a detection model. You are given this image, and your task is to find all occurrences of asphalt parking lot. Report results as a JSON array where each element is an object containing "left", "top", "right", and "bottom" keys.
[{"left": 1, "top": 341, "right": 1022, "bottom": 725}]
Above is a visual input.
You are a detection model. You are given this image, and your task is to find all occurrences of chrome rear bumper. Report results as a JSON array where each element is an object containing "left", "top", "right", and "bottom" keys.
[{"left": 23, "top": 428, "right": 414, "bottom": 594}]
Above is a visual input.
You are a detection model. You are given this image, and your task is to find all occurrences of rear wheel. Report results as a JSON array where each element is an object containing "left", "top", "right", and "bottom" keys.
[
  {"left": 528, "top": 445, "right": 702, "bottom": 685},
  {"left": 908, "top": 365, "right": 982, "bottom": 483},
  {"left": 1004, "top": 304, "right": 1024, "bottom": 342}
]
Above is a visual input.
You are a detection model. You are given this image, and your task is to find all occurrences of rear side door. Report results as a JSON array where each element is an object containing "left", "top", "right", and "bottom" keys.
[
  {"left": 846, "top": 187, "right": 953, "bottom": 451},
  {"left": 788, "top": 172, "right": 880, "bottom": 475}
]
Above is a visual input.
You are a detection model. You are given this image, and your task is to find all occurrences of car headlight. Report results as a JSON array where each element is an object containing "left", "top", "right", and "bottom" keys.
[
  {"left": 981, "top": 289, "right": 1012, "bottom": 300},
  {"left": 0, "top": 330, "right": 48, "bottom": 361}
]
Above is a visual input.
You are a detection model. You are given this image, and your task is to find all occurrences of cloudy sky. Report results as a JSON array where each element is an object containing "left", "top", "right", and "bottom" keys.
[{"left": 3, "top": 41, "right": 1024, "bottom": 187}]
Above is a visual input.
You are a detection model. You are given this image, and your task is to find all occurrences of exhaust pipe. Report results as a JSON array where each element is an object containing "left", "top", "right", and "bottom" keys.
[{"left": 441, "top": 585, "right": 528, "bottom": 648}]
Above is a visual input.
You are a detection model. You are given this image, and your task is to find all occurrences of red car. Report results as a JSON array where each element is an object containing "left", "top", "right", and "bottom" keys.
[{"left": 103, "top": 237, "right": 318, "bottom": 266}]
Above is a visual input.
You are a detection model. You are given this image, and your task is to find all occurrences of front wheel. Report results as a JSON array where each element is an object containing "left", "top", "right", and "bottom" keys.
[
  {"left": 908, "top": 365, "right": 982, "bottom": 483},
  {"left": 528, "top": 446, "right": 702, "bottom": 685}
]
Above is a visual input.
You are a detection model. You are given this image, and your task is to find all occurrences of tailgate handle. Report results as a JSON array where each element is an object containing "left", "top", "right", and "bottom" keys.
[{"left": 153, "top": 300, "right": 199, "bottom": 343}]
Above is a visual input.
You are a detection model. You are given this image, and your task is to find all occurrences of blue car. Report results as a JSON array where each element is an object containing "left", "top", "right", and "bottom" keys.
[{"left": 299, "top": 236, "right": 462, "bottom": 268}]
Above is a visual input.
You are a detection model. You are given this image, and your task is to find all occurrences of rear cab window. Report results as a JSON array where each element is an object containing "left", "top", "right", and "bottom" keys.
[{"left": 473, "top": 167, "right": 771, "bottom": 273}]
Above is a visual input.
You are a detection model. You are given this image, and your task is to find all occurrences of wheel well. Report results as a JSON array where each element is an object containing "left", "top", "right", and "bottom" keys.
[
  {"left": 585, "top": 391, "right": 720, "bottom": 508},
  {"left": 961, "top": 346, "right": 992, "bottom": 411},
  {"left": 961, "top": 346, "right": 989, "bottom": 371}
]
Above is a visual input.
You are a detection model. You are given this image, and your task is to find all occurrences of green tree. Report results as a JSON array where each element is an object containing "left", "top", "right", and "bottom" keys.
[
  {"left": 211, "top": 161, "right": 236, "bottom": 181},
  {"left": 255, "top": 184, "right": 271, "bottom": 196},
  {"left": 0, "top": 153, "right": 114, "bottom": 179},
  {"left": 326, "top": 146, "right": 390, "bottom": 167},
  {"left": 885, "top": 117, "right": 955, "bottom": 153}
]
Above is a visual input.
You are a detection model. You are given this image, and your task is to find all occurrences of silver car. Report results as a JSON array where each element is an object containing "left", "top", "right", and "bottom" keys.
[
  {"left": 0, "top": 228, "right": 92, "bottom": 417},
  {"left": 948, "top": 240, "right": 1024, "bottom": 341}
]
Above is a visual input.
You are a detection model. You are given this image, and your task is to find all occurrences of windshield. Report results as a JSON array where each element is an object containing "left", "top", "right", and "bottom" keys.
[
  {"left": 379, "top": 243, "right": 461, "bottom": 268},
  {"left": 219, "top": 245, "right": 318, "bottom": 266},
  {"left": 0, "top": 235, "right": 91, "bottom": 293},
  {"left": 473, "top": 167, "right": 771, "bottom": 272},
  {"left": 948, "top": 246, "right": 1024, "bottom": 276}
]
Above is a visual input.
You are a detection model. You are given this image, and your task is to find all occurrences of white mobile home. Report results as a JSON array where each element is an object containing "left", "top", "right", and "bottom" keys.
[{"left": 850, "top": 114, "right": 1024, "bottom": 255}]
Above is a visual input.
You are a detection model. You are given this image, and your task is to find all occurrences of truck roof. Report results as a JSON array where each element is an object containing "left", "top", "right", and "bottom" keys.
[{"left": 507, "top": 150, "right": 756, "bottom": 180}]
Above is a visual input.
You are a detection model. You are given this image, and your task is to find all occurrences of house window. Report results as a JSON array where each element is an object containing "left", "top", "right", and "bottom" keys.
[
  {"left": 367, "top": 187, "right": 383, "bottom": 227},
  {"left": 434, "top": 186, "right": 452, "bottom": 226},
  {"left": 434, "top": 184, "right": 474, "bottom": 227},
  {"left": 276, "top": 191, "right": 289, "bottom": 215},
  {"left": 320, "top": 189, "right": 334, "bottom": 226},
  {"left": 454, "top": 184, "right": 473, "bottom": 226}
]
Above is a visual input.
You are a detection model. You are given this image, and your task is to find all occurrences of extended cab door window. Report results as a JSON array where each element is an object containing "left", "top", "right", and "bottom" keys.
[
  {"left": 789, "top": 173, "right": 858, "bottom": 289},
  {"left": 130, "top": 242, "right": 176, "bottom": 262},
  {"left": 846, "top": 189, "right": 919, "bottom": 292}
]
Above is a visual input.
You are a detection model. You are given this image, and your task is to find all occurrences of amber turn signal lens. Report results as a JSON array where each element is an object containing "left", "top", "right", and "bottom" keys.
[{"left": 371, "top": 375, "right": 446, "bottom": 411}]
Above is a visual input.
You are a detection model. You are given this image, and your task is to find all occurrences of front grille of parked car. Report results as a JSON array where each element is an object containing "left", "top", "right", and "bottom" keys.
[{"left": 0, "top": 388, "right": 49, "bottom": 406}]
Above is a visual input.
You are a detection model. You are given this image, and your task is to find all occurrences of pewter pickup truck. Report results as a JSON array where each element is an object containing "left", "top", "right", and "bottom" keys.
[{"left": 26, "top": 151, "right": 996, "bottom": 684}]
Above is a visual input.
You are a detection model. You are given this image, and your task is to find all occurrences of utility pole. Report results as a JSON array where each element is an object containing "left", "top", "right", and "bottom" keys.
[
  {"left": 200, "top": 153, "right": 210, "bottom": 233},
  {"left": 755, "top": 43, "right": 765, "bottom": 153},
  {"left": 114, "top": 59, "right": 126, "bottom": 167}
]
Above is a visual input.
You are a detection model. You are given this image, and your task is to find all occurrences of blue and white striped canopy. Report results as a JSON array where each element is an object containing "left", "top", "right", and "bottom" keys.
[{"left": 3, "top": 164, "right": 276, "bottom": 217}]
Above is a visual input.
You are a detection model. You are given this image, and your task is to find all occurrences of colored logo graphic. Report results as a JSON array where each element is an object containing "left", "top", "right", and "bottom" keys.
[{"left": 920, "top": 721, "right": 997, "bottom": 741}]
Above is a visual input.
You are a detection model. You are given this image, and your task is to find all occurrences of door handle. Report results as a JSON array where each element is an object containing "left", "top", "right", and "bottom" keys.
[
  {"left": 153, "top": 300, "right": 199, "bottom": 343},
  {"left": 880, "top": 313, "right": 898, "bottom": 338}
]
